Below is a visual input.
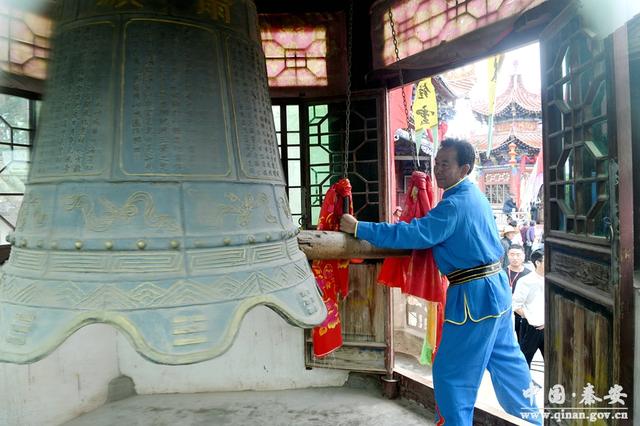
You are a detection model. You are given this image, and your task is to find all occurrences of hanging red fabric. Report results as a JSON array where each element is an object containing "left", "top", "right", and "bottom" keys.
[
  {"left": 311, "top": 178, "right": 353, "bottom": 357},
  {"left": 377, "top": 171, "right": 447, "bottom": 358}
]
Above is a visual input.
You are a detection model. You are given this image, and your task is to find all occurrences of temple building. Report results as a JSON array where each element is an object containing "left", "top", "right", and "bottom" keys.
[{"left": 469, "top": 64, "right": 542, "bottom": 211}]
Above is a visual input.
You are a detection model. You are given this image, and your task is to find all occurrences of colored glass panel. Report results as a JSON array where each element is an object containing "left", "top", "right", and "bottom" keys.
[
  {"left": 261, "top": 26, "right": 327, "bottom": 87},
  {"left": 374, "top": 0, "right": 544, "bottom": 67},
  {"left": 0, "top": 7, "right": 52, "bottom": 79}
]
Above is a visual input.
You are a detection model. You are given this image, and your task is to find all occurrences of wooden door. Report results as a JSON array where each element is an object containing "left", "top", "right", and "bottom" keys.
[{"left": 540, "top": 3, "right": 634, "bottom": 423}]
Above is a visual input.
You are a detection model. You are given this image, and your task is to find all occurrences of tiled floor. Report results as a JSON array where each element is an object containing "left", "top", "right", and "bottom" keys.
[{"left": 64, "top": 385, "right": 435, "bottom": 426}]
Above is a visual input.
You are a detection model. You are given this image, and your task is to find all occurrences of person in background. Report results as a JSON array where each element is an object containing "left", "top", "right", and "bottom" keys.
[
  {"left": 392, "top": 206, "right": 403, "bottom": 223},
  {"left": 530, "top": 200, "right": 539, "bottom": 224},
  {"left": 524, "top": 220, "right": 536, "bottom": 261},
  {"left": 500, "top": 225, "right": 517, "bottom": 269},
  {"left": 502, "top": 193, "right": 517, "bottom": 219},
  {"left": 512, "top": 249, "right": 545, "bottom": 367},
  {"left": 531, "top": 231, "right": 544, "bottom": 253},
  {"left": 519, "top": 221, "right": 529, "bottom": 249},
  {"left": 339, "top": 138, "right": 540, "bottom": 425},
  {"left": 508, "top": 219, "right": 520, "bottom": 244},
  {"left": 504, "top": 244, "right": 531, "bottom": 342}
]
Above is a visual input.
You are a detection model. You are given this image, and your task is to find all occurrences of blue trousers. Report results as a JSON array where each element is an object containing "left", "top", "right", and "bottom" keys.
[{"left": 432, "top": 309, "right": 542, "bottom": 425}]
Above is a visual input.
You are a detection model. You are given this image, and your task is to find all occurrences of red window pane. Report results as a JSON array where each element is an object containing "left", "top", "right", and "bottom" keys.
[
  {"left": 0, "top": 8, "right": 52, "bottom": 80},
  {"left": 372, "top": 0, "right": 544, "bottom": 67},
  {"left": 261, "top": 26, "right": 328, "bottom": 87}
]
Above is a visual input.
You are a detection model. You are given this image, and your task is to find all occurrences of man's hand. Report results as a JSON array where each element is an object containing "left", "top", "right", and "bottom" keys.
[{"left": 340, "top": 214, "right": 358, "bottom": 234}]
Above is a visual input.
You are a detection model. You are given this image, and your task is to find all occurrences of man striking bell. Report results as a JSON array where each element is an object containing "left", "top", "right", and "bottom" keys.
[{"left": 340, "top": 138, "right": 541, "bottom": 425}]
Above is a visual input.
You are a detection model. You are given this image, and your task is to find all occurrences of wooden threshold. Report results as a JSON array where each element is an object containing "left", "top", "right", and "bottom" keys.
[{"left": 394, "top": 365, "right": 533, "bottom": 426}]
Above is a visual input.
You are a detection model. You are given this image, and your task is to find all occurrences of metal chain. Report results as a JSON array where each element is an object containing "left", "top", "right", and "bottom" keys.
[
  {"left": 343, "top": 0, "right": 354, "bottom": 179},
  {"left": 388, "top": 7, "right": 419, "bottom": 170}
]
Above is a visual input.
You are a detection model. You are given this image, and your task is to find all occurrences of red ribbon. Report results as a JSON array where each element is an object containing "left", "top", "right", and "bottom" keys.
[
  {"left": 377, "top": 171, "right": 446, "bottom": 359},
  {"left": 311, "top": 178, "right": 353, "bottom": 357}
]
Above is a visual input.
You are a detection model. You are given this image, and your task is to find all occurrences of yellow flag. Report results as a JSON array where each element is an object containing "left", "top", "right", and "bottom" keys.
[
  {"left": 411, "top": 77, "right": 438, "bottom": 132},
  {"left": 486, "top": 54, "right": 504, "bottom": 155}
]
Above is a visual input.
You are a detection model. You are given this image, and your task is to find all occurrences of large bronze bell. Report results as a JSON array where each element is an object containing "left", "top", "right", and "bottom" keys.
[{"left": 0, "top": 0, "right": 326, "bottom": 364}]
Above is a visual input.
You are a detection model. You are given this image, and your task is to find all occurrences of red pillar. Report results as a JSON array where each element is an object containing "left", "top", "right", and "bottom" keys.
[{"left": 508, "top": 142, "right": 520, "bottom": 208}]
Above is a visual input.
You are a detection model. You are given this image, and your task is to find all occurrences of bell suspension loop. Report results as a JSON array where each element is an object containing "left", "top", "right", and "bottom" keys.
[
  {"left": 388, "top": 7, "right": 419, "bottom": 171},
  {"left": 342, "top": 0, "right": 354, "bottom": 215}
]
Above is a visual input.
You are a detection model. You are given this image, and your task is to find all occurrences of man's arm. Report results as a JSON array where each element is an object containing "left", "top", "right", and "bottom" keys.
[
  {"left": 512, "top": 279, "right": 530, "bottom": 318},
  {"left": 339, "top": 198, "right": 458, "bottom": 250}
]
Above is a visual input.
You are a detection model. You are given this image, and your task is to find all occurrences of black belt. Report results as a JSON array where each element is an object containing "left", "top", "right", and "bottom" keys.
[{"left": 446, "top": 261, "right": 502, "bottom": 286}]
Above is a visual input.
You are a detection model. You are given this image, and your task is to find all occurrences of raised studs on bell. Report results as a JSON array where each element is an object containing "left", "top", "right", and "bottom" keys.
[
  {"left": 36, "top": 240, "right": 44, "bottom": 248},
  {"left": 248, "top": 235, "right": 256, "bottom": 244},
  {"left": 223, "top": 238, "right": 231, "bottom": 246},
  {"left": 5, "top": 234, "right": 11, "bottom": 243},
  {"left": 74, "top": 241, "right": 83, "bottom": 250},
  {"left": 105, "top": 241, "right": 114, "bottom": 250},
  {"left": 19, "top": 239, "right": 27, "bottom": 248},
  {"left": 51, "top": 241, "right": 58, "bottom": 249},
  {"left": 265, "top": 234, "right": 272, "bottom": 241},
  {"left": 170, "top": 240, "right": 180, "bottom": 249},
  {"left": 137, "top": 240, "right": 146, "bottom": 250}
]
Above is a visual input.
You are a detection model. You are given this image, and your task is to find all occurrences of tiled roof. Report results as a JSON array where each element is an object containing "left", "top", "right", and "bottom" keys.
[
  {"left": 470, "top": 120, "right": 542, "bottom": 150},
  {"left": 440, "top": 65, "right": 477, "bottom": 98},
  {"left": 472, "top": 74, "right": 541, "bottom": 116}
]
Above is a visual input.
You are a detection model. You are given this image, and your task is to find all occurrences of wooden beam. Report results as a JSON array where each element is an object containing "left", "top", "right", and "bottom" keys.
[{"left": 297, "top": 230, "right": 410, "bottom": 260}]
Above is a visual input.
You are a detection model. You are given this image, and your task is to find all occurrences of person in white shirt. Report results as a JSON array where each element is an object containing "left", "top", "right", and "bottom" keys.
[
  {"left": 512, "top": 249, "right": 544, "bottom": 367},
  {"left": 503, "top": 244, "right": 531, "bottom": 342}
]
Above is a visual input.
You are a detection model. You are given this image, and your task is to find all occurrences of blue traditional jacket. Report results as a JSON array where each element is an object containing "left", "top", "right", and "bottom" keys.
[{"left": 355, "top": 178, "right": 512, "bottom": 324}]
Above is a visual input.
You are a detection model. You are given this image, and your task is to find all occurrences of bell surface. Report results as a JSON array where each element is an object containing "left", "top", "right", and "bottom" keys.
[{"left": 0, "top": 0, "right": 326, "bottom": 365}]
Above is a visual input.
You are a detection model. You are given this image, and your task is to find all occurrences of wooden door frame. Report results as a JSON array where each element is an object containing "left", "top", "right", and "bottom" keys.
[
  {"left": 539, "top": 4, "right": 635, "bottom": 423},
  {"left": 612, "top": 22, "right": 635, "bottom": 410}
]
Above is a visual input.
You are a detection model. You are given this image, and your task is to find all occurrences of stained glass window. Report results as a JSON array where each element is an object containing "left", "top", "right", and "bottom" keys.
[
  {"left": 259, "top": 13, "right": 346, "bottom": 95},
  {"left": 0, "top": 6, "right": 52, "bottom": 79},
  {"left": 261, "top": 26, "right": 328, "bottom": 87},
  {"left": 371, "top": 0, "right": 544, "bottom": 68}
]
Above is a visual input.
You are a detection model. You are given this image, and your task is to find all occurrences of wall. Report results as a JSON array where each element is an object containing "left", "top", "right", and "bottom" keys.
[
  {"left": 0, "top": 307, "right": 348, "bottom": 426},
  {"left": 0, "top": 324, "right": 120, "bottom": 426},
  {"left": 119, "top": 306, "right": 348, "bottom": 394}
]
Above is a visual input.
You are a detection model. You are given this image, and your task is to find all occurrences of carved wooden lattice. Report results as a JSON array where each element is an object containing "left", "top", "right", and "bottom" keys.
[
  {"left": 543, "top": 13, "right": 610, "bottom": 238},
  {"left": 272, "top": 93, "right": 383, "bottom": 229}
]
